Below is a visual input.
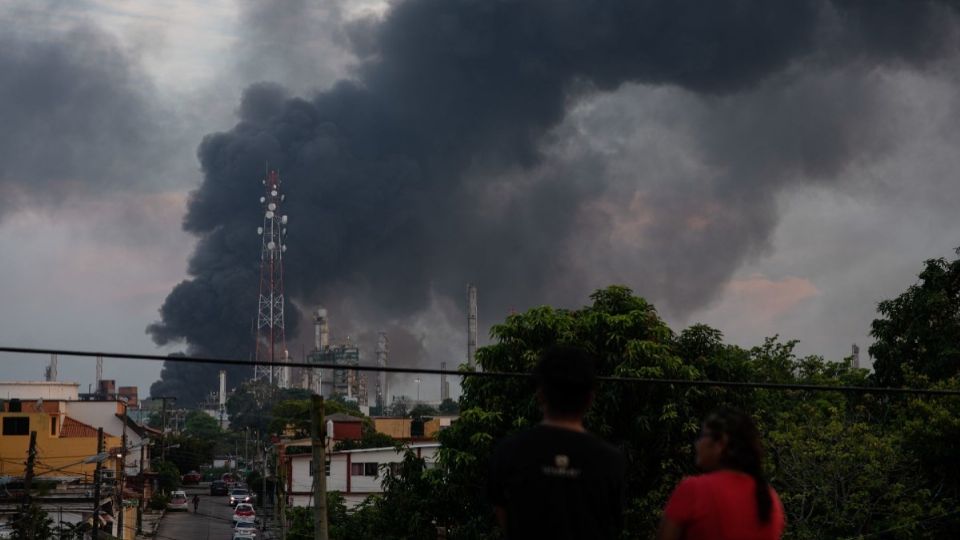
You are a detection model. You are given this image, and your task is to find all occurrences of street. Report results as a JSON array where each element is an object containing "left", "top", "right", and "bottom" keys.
[{"left": 155, "top": 485, "right": 271, "bottom": 540}]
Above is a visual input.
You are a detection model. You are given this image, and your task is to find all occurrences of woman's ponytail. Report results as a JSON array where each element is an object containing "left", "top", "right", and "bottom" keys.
[{"left": 704, "top": 408, "right": 773, "bottom": 524}]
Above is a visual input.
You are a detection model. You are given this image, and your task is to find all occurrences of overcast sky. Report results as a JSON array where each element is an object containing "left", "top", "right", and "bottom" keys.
[{"left": 2, "top": 0, "right": 959, "bottom": 403}]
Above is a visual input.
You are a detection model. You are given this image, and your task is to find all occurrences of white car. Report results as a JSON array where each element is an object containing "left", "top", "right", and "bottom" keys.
[
  {"left": 233, "top": 521, "right": 258, "bottom": 537},
  {"left": 232, "top": 503, "right": 256, "bottom": 524},
  {"left": 166, "top": 491, "right": 189, "bottom": 511}
]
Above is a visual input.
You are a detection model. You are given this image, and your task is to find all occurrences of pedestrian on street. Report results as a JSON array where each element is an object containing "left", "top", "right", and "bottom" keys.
[
  {"left": 192, "top": 494, "right": 200, "bottom": 513},
  {"left": 487, "top": 344, "right": 626, "bottom": 540}
]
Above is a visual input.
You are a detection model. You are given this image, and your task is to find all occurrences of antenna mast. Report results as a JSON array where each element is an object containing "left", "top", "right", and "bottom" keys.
[{"left": 253, "top": 169, "right": 290, "bottom": 387}]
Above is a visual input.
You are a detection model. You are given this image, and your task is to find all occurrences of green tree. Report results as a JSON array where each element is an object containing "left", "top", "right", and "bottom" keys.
[
  {"left": 267, "top": 398, "right": 367, "bottom": 438},
  {"left": 438, "top": 398, "right": 459, "bottom": 415},
  {"left": 435, "top": 286, "right": 713, "bottom": 537},
  {"left": 10, "top": 503, "right": 55, "bottom": 539},
  {"left": 324, "top": 284, "right": 960, "bottom": 538},
  {"left": 183, "top": 410, "right": 221, "bottom": 439},
  {"left": 154, "top": 461, "right": 181, "bottom": 492},
  {"left": 386, "top": 396, "right": 411, "bottom": 417},
  {"left": 871, "top": 249, "right": 960, "bottom": 387},
  {"left": 164, "top": 434, "right": 215, "bottom": 473}
]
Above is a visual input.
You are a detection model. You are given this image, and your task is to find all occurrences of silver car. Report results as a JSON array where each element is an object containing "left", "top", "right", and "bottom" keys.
[{"left": 229, "top": 489, "right": 253, "bottom": 506}]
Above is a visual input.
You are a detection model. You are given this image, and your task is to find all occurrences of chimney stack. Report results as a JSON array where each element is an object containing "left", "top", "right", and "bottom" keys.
[
  {"left": 376, "top": 332, "right": 388, "bottom": 410},
  {"left": 467, "top": 284, "right": 478, "bottom": 367}
]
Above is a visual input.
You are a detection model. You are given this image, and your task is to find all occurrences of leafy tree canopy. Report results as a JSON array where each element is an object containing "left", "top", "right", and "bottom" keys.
[
  {"left": 330, "top": 285, "right": 960, "bottom": 539},
  {"left": 438, "top": 398, "right": 459, "bottom": 415},
  {"left": 871, "top": 248, "right": 960, "bottom": 387}
]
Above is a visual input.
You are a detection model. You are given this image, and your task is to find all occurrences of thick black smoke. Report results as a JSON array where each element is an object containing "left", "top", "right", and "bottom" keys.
[{"left": 149, "top": 0, "right": 960, "bottom": 403}]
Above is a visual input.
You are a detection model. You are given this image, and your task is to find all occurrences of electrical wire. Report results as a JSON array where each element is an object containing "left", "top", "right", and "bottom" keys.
[{"left": 2, "top": 345, "right": 959, "bottom": 396}]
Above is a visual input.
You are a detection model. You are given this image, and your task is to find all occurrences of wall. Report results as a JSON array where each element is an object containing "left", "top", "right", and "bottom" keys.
[
  {"left": 67, "top": 401, "right": 144, "bottom": 474},
  {"left": 331, "top": 421, "right": 362, "bottom": 440},
  {"left": 0, "top": 412, "right": 120, "bottom": 478},
  {"left": 373, "top": 418, "right": 411, "bottom": 439},
  {"left": 288, "top": 444, "right": 439, "bottom": 509},
  {"left": 0, "top": 381, "right": 80, "bottom": 400}
]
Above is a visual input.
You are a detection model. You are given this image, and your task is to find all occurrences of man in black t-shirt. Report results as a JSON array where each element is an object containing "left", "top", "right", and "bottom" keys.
[{"left": 487, "top": 345, "right": 626, "bottom": 539}]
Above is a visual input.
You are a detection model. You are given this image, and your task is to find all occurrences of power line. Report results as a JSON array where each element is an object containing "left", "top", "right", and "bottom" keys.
[{"left": 2, "top": 345, "right": 960, "bottom": 396}]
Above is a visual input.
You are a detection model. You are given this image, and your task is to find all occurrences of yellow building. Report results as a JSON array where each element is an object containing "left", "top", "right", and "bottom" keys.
[
  {"left": 373, "top": 417, "right": 442, "bottom": 440},
  {"left": 0, "top": 399, "right": 120, "bottom": 480}
]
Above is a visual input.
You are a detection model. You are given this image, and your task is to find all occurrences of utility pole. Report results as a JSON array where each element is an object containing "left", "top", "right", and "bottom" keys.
[
  {"left": 259, "top": 435, "right": 267, "bottom": 528},
  {"left": 92, "top": 427, "right": 104, "bottom": 539},
  {"left": 23, "top": 431, "right": 38, "bottom": 539},
  {"left": 117, "top": 401, "right": 128, "bottom": 540},
  {"left": 152, "top": 396, "right": 176, "bottom": 465},
  {"left": 310, "top": 395, "right": 329, "bottom": 540}
]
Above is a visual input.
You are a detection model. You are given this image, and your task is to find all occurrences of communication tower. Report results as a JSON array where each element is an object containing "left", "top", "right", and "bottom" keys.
[{"left": 253, "top": 169, "right": 290, "bottom": 387}]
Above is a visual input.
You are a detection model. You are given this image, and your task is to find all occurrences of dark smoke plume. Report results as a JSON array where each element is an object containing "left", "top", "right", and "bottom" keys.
[{"left": 149, "top": 0, "right": 960, "bottom": 403}]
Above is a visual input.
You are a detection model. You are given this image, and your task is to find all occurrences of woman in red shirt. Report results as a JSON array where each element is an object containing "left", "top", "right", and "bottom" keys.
[{"left": 657, "top": 408, "right": 785, "bottom": 540}]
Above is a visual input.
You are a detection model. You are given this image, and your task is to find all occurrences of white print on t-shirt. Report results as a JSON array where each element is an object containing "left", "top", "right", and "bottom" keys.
[{"left": 541, "top": 454, "right": 581, "bottom": 479}]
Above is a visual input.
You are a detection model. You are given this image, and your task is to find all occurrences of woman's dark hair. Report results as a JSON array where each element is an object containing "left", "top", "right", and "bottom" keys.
[{"left": 703, "top": 407, "right": 772, "bottom": 524}]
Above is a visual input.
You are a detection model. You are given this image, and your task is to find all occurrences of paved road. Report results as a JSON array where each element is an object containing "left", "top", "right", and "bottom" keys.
[{"left": 156, "top": 485, "right": 245, "bottom": 540}]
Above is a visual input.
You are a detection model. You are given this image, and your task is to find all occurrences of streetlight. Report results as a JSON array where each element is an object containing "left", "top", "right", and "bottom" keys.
[{"left": 415, "top": 378, "right": 421, "bottom": 404}]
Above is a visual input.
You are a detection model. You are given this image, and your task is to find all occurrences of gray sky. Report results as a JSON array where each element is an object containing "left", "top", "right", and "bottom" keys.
[{"left": 1, "top": 1, "right": 959, "bottom": 403}]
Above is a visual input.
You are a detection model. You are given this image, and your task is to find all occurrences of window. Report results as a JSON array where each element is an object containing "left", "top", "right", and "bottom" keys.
[
  {"left": 309, "top": 459, "right": 314, "bottom": 477},
  {"left": 2, "top": 417, "right": 29, "bottom": 436},
  {"left": 351, "top": 462, "right": 379, "bottom": 476},
  {"left": 50, "top": 416, "right": 57, "bottom": 436}
]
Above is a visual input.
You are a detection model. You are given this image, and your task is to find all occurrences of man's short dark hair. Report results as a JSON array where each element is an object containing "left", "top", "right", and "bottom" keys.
[{"left": 533, "top": 344, "right": 597, "bottom": 416}]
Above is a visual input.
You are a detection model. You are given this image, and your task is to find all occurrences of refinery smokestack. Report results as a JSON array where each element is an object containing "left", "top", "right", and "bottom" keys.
[
  {"left": 376, "top": 332, "right": 388, "bottom": 410},
  {"left": 314, "top": 308, "right": 329, "bottom": 350},
  {"left": 467, "top": 284, "right": 478, "bottom": 367},
  {"left": 441, "top": 361, "right": 449, "bottom": 402},
  {"left": 218, "top": 369, "right": 227, "bottom": 428}
]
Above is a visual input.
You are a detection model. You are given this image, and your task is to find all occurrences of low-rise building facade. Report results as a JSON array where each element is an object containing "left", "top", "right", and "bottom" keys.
[{"left": 286, "top": 443, "right": 440, "bottom": 508}]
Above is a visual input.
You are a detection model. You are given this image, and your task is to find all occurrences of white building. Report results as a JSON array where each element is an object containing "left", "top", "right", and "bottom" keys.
[
  {"left": 0, "top": 381, "right": 79, "bottom": 400},
  {"left": 286, "top": 443, "right": 440, "bottom": 508},
  {"left": 66, "top": 400, "right": 152, "bottom": 475}
]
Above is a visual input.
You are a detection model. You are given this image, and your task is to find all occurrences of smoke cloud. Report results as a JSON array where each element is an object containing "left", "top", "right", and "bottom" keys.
[{"left": 148, "top": 0, "right": 960, "bottom": 403}]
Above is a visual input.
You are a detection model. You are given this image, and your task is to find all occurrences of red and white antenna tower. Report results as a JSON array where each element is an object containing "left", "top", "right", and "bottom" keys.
[{"left": 253, "top": 169, "right": 290, "bottom": 387}]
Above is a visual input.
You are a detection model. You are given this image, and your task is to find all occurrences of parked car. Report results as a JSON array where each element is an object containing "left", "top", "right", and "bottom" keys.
[
  {"left": 167, "top": 491, "right": 189, "bottom": 511},
  {"left": 210, "top": 480, "right": 229, "bottom": 496},
  {"left": 229, "top": 489, "right": 254, "bottom": 506},
  {"left": 181, "top": 470, "right": 202, "bottom": 484},
  {"left": 233, "top": 521, "right": 258, "bottom": 537},
  {"left": 222, "top": 472, "right": 238, "bottom": 486},
  {"left": 233, "top": 503, "right": 256, "bottom": 524}
]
